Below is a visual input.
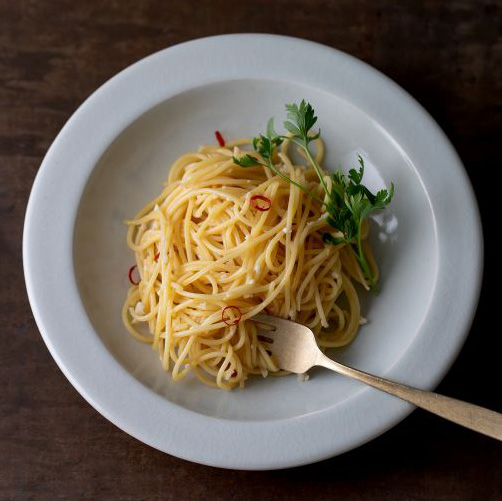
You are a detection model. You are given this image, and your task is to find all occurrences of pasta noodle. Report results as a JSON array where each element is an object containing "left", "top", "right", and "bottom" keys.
[{"left": 122, "top": 138, "right": 377, "bottom": 390}]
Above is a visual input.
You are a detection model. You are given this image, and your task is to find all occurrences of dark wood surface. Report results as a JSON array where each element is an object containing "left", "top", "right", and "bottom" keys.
[{"left": 1, "top": 0, "right": 501, "bottom": 499}]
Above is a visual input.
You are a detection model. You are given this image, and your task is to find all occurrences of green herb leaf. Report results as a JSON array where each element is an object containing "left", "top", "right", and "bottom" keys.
[
  {"left": 322, "top": 233, "right": 345, "bottom": 246},
  {"left": 234, "top": 101, "right": 395, "bottom": 291},
  {"left": 283, "top": 120, "right": 301, "bottom": 137},
  {"left": 266, "top": 118, "right": 281, "bottom": 143},
  {"left": 285, "top": 100, "right": 318, "bottom": 144},
  {"left": 233, "top": 155, "right": 261, "bottom": 168}
]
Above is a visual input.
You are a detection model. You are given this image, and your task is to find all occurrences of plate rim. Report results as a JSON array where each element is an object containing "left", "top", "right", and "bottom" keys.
[{"left": 23, "top": 34, "right": 483, "bottom": 470}]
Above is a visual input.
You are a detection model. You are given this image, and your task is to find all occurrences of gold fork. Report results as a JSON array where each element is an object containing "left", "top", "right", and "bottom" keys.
[{"left": 253, "top": 314, "right": 502, "bottom": 441}]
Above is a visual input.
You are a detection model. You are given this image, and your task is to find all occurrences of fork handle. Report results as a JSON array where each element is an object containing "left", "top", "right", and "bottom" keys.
[{"left": 317, "top": 353, "right": 502, "bottom": 441}]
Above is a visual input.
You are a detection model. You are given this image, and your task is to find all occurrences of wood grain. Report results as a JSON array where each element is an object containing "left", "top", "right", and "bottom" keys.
[{"left": 1, "top": 0, "right": 501, "bottom": 499}]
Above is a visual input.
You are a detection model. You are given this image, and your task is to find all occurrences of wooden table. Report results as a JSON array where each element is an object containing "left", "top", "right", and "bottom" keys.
[{"left": 1, "top": 0, "right": 500, "bottom": 498}]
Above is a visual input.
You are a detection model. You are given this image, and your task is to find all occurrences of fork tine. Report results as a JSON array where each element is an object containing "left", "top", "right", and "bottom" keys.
[
  {"left": 251, "top": 314, "right": 295, "bottom": 330},
  {"left": 251, "top": 314, "right": 318, "bottom": 374},
  {"left": 256, "top": 334, "right": 275, "bottom": 345},
  {"left": 251, "top": 314, "right": 277, "bottom": 327}
]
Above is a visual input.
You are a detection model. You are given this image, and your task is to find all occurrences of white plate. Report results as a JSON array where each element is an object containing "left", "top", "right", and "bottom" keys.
[{"left": 23, "top": 34, "right": 483, "bottom": 470}]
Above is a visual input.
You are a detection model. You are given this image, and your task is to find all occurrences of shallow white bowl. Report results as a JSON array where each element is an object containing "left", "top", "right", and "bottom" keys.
[{"left": 24, "top": 34, "right": 482, "bottom": 470}]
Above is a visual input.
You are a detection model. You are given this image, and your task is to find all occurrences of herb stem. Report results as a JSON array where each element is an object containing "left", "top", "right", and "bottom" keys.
[
  {"left": 287, "top": 137, "right": 330, "bottom": 196},
  {"left": 352, "top": 229, "right": 376, "bottom": 291},
  {"left": 235, "top": 99, "right": 394, "bottom": 294},
  {"left": 264, "top": 159, "right": 326, "bottom": 206}
]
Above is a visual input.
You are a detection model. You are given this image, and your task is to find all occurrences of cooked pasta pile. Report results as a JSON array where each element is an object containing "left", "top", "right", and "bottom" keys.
[{"left": 122, "top": 138, "right": 377, "bottom": 389}]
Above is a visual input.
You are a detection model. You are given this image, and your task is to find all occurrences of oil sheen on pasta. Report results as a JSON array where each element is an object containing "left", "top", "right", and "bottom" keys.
[{"left": 122, "top": 138, "right": 377, "bottom": 390}]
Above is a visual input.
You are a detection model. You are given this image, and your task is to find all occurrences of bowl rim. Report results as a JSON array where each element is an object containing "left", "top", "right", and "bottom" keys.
[{"left": 23, "top": 34, "right": 483, "bottom": 470}]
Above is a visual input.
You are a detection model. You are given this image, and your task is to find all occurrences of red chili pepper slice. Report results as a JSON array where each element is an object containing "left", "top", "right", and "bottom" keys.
[
  {"left": 250, "top": 195, "right": 271, "bottom": 211},
  {"left": 154, "top": 252, "right": 160, "bottom": 262},
  {"left": 222, "top": 305, "right": 242, "bottom": 326},
  {"left": 128, "top": 265, "right": 140, "bottom": 285},
  {"left": 215, "top": 130, "right": 225, "bottom": 147}
]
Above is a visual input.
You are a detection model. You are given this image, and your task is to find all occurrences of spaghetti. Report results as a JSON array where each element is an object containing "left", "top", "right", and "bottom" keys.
[{"left": 122, "top": 138, "right": 377, "bottom": 390}]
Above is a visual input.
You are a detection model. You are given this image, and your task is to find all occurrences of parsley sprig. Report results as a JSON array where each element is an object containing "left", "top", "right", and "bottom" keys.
[{"left": 233, "top": 100, "right": 394, "bottom": 291}]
